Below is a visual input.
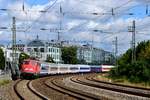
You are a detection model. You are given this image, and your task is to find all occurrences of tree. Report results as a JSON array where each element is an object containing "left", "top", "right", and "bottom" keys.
[
  {"left": 117, "top": 49, "right": 132, "bottom": 65},
  {"left": 109, "top": 40, "right": 150, "bottom": 83},
  {"left": 0, "top": 48, "right": 5, "bottom": 70},
  {"left": 138, "top": 41, "right": 150, "bottom": 61},
  {"left": 61, "top": 46, "right": 77, "bottom": 64},
  {"left": 45, "top": 56, "right": 55, "bottom": 63}
]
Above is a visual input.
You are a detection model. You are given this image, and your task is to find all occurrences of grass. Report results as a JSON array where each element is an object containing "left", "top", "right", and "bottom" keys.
[
  {"left": 96, "top": 74, "right": 150, "bottom": 88},
  {"left": 0, "top": 79, "right": 11, "bottom": 86}
]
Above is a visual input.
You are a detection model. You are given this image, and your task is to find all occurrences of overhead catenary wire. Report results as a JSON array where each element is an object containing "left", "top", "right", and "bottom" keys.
[
  {"left": 68, "top": 0, "right": 134, "bottom": 33},
  {"left": 0, "top": 0, "right": 149, "bottom": 51},
  {"left": 0, "top": 0, "right": 139, "bottom": 34},
  {"left": 23, "top": 0, "right": 59, "bottom": 32}
]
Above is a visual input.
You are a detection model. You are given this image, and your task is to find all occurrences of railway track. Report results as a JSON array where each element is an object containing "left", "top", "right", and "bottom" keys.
[
  {"left": 31, "top": 75, "right": 80, "bottom": 100},
  {"left": 13, "top": 73, "right": 150, "bottom": 100},
  {"left": 89, "top": 75, "right": 150, "bottom": 90},
  {"left": 87, "top": 75, "right": 150, "bottom": 97},
  {"left": 45, "top": 75, "right": 100, "bottom": 100},
  {"left": 70, "top": 74, "right": 150, "bottom": 99},
  {"left": 13, "top": 79, "right": 48, "bottom": 100}
]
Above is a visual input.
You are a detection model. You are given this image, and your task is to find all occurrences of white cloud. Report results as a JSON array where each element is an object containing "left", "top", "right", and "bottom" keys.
[
  {"left": 1, "top": 0, "right": 150, "bottom": 54},
  {"left": 0, "top": 31, "right": 2, "bottom": 35}
]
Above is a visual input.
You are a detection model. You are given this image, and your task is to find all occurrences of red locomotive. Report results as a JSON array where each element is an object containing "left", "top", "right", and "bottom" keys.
[{"left": 20, "top": 59, "right": 41, "bottom": 77}]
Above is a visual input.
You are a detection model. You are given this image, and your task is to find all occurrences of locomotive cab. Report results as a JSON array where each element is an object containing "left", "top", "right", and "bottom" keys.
[{"left": 20, "top": 59, "right": 40, "bottom": 76}]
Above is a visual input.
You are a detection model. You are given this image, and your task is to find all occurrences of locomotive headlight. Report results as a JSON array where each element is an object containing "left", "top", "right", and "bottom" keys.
[
  {"left": 29, "top": 68, "right": 33, "bottom": 71},
  {"left": 25, "top": 68, "right": 33, "bottom": 71},
  {"left": 25, "top": 68, "right": 29, "bottom": 70}
]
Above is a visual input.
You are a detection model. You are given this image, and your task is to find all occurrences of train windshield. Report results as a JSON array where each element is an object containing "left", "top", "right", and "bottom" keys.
[{"left": 23, "top": 61, "right": 30, "bottom": 65}]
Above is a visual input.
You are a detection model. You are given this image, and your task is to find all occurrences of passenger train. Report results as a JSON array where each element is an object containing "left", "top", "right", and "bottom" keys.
[{"left": 20, "top": 59, "right": 115, "bottom": 77}]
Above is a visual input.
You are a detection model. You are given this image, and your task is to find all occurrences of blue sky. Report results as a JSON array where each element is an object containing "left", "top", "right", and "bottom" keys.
[
  {"left": 0, "top": 0, "right": 150, "bottom": 54},
  {"left": 26, "top": 0, "right": 49, "bottom": 5}
]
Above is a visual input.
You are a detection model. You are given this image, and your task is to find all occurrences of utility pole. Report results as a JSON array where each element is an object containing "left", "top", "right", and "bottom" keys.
[
  {"left": 113, "top": 36, "right": 118, "bottom": 66},
  {"left": 11, "top": 17, "right": 16, "bottom": 79},
  {"left": 11, "top": 17, "right": 20, "bottom": 80},
  {"left": 115, "top": 37, "right": 118, "bottom": 66},
  {"left": 58, "top": 4, "right": 62, "bottom": 42},
  {"left": 128, "top": 20, "right": 136, "bottom": 63},
  {"left": 4, "top": 50, "right": 7, "bottom": 74},
  {"left": 146, "top": 5, "right": 148, "bottom": 15},
  {"left": 91, "top": 32, "right": 94, "bottom": 64}
]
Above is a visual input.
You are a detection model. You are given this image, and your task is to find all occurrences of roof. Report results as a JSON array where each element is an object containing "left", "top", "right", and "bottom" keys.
[{"left": 27, "top": 36, "right": 45, "bottom": 47}]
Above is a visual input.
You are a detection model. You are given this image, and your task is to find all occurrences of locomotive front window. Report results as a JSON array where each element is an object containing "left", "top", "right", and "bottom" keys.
[
  {"left": 23, "top": 61, "right": 30, "bottom": 64},
  {"left": 31, "top": 61, "right": 36, "bottom": 66}
]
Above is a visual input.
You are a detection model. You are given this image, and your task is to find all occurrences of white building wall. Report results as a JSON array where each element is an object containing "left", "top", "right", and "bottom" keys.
[
  {"left": 26, "top": 46, "right": 62, "bottom": 63},
  {"left": 1, "top": 47, "right": 21, "bottom": 63},
  {"left": 77, "top": 46, "right": 106, "bottom": 64}
]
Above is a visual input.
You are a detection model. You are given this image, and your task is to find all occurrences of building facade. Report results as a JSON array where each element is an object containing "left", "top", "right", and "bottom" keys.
[
  {"left": 77, "top": 44, "right": 113, "bottom": 64},
  {"left": 14, "top": 44, "right": 25, "bottom": 52},
  {"left": 77, "top": 45, "right": 92, "bottom": 63},
  {"left": 2, "top": 37, "right": 113, "bottom": 65},
  {"left": 1, "top": 47, "right": 21, "bottom": 64},
  {"left": 26, "top": 36, "right": 62, "bottom": 63}
]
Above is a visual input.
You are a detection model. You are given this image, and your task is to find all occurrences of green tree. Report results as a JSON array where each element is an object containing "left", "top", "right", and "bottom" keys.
[
  {"left": 118, "top": 49, "right": 132, "bottom": 65},
  {"left": 61, "top": 46, "right": 77, "bottom": 64},
  {"left": 0, "top": 48, "right": 5, "bottom": 70},
  {"left": 109, "top": 40, "right": 150, "bottom": 83},
  {"left": 45, "top": 56, "right": 55, "bottom": 63},
  {"left": 19, "top": 53, "right": 30, "bottom": 69}
]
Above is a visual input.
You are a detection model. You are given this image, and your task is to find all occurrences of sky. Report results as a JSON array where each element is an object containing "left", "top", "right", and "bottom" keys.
[{"left": 0, "top": 0, "right": 150, "bottom": 55}]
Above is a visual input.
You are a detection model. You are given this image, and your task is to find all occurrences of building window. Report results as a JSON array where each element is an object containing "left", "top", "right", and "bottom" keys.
[
  {"left": 34, "top": 48, "right": 38, "bottom": 52},
  {"left": 40, "top": 48, "right": 44, "bottom": 52},
  {"left": 27, "top": 48, "right": 31, "bottom": 52},
  {"left": 50, "top": 48, "right": 52, "bottom": 52}
]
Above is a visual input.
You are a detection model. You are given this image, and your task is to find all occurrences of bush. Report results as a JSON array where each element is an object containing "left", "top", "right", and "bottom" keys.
[
  {"left": 110, "top": 40, "right": 150, "bottom": 83},
  {"left": 110, "top": 60, "right": 150, "bottom": 83}
]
